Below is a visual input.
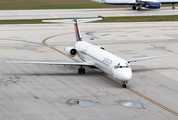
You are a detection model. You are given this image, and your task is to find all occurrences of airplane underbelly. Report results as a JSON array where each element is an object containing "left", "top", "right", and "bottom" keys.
[
  {"left": 78, "top": 52, "right": 91, "bottom": 63},
  {"left": 97, "top": 63, "right": 111, "bottom": 75}
]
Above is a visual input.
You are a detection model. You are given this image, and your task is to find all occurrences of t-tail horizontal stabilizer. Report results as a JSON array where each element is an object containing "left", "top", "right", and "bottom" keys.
[
  {"left": 42, "top": 16, "right": 104, "bottom": 41},
  {"left": 42, "top": 16, "right": 104, "bottom": 24}
]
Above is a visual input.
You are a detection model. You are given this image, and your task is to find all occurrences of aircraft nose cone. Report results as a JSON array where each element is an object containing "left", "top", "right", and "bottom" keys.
[
  {"left": 113, "top": 69, "right": 132, "bottom": 81},
  {"left": 118, "top": 71, "right": 132, "bottom": 81}
]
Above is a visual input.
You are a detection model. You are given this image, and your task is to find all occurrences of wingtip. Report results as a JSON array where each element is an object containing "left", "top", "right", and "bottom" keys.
[
  {"left": 4, "top": 61, "right": 11, "bottom": 63},
  {"left": 168, "top": 54, "right": 175, "bottom": 56},
  {"left": 98, "top": 15, "right": 104, "bottom": 20}
]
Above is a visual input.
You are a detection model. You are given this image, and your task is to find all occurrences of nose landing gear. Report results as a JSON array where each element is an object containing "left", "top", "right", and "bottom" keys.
[
  {"left": 122, "top": 84, "right": 127, "bottom": 88},
  {"left": 122, "top": 81, "right": 127, "bottom": 88}
]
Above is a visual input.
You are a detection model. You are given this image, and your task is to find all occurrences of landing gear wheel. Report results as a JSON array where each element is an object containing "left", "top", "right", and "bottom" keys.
[
  {"left": 132, "top": 6, "right": 136, "bottom": 10},
  {"left": 78, "top": 68, "right": 82, "bottom": 74},
  {"left": 172, "top": 4, "right": 175, "bottom": 9},
  {"left": 78, "top": 67, "right": 85, "bottom": 74},
  {"left": 137, "top": 7, "right": 142, "bottom": 11},
  {"left": 82, "top": 68, "right": 85, "bottom": 74},
  {"left": 122, "top": 84, "right": 126, "bottom": 88}
]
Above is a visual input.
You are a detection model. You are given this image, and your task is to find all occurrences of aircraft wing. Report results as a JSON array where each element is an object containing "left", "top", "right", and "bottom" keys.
[
  {"left": 4, "top": 61, "right": 92, "bottom": 66},
  {"left": 126, "top": 54, "right": 175, "bottom": 63}
]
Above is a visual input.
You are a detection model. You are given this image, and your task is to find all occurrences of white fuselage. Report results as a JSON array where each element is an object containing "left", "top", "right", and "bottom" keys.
[{"left": 75, "top": 41, "right": 132, "bottom": 82}]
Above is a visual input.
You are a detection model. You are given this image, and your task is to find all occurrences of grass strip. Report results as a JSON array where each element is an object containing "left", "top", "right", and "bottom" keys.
[
  {"left": 0, "top": 0, "right": 177, "bottom": 10},
  {"left": 0, "top": 15, "right": 178, "bottom": 24},
  {"left": 0, "top": 19, "right": 43, "bottom": 24},
  {"left": 0, "top": 0, "right": 131, "bottom": 9},
  {"left": 101, "top": 15, "right": 178, "bottom": 22}
]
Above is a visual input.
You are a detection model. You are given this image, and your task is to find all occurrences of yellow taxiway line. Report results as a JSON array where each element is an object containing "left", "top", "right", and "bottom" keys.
[
  {"left": 117, "top": 13, "right": 126, "bottom": 16},
  {"left": 127, "top": 22, "right": 132, "bottom": 24},
  {"left": 117, "top": 14, "right": 132, "bottom": 25},
  {"left": 42, "top": 33, "right": 178, "bottom": 117},
  {"left": 51, "top": 15, "right": 59, "bottom": 18},
  {"left": 51, "top": 15, "right": 65, "bottom": 26}
]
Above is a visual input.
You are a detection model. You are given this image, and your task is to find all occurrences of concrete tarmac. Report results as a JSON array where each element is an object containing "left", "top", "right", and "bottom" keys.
[
  {"left": 0, "top": 7, "right": 178, "bottom": 20},
  {"left": 0, "top": 22, "right": 178, "bottom": 119}
]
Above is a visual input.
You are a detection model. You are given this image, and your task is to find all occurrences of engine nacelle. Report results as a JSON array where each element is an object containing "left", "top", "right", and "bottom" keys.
[
  {"left": 64, "top": 47, "right": 77, "bottom": 57},
  {"left": 145, "top": 2, "right": 161, "bottom": 9}
]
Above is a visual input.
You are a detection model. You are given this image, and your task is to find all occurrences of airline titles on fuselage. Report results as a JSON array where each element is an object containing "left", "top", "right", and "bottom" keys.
[
  {"left": 103, "top": 57, "right": 113, "bottom": 65},
  {"left": 80, "top": 49, "right": 112, "bottom": 66}
]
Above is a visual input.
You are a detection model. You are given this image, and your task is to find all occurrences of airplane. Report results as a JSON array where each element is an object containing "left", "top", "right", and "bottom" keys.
[
  {"left": 4, "top": 16, "right": 175, "bottom": 88},
  {"left": 90, "top": 0, "right": 178, "bottom": 11}
]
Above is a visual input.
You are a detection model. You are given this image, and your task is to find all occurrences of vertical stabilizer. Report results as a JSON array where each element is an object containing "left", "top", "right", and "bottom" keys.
[{"left": 74, "top": 19, "right": 82, "bottom": 41}]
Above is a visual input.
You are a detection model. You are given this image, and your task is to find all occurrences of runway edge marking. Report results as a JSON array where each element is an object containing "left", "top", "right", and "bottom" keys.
[{"left": 42, "top": 33, "right": 178, "bottom": 117}]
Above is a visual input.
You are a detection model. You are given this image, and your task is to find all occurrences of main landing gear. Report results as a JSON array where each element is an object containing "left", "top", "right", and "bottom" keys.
[
  {"left": 137, "top": 7, "right": 142, "bottom": 11},
  {"left": 132, "top": 6, "right": 136, "bottom": 10},
  {"left": 78, "top": 66, "right": 85, "bottom": 74},
  {"left": 172, "top": 4, "right": 175, "bottom": 9},
  {"left": 137, "top": 4, "right": 143, "bottom": 11},
  {"left": 132, "top": 5, "right": 142, "bottom": 11}
]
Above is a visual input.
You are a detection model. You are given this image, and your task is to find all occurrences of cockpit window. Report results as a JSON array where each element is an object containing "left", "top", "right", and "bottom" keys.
[{"left": 114, "top": 63, "right": 130, "bottom": 69}]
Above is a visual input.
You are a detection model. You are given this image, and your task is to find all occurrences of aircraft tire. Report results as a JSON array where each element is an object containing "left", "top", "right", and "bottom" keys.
[
  {"left": 78, "top": 68, "right": 82, "bottom": 74},
  {"left": 82, "top": 68, "right": 85, "bottom": 74},
  {"left": 132, "top": 6, "right": 136, "bottom": 10},
  {"left": 122, "top": 84, "right": 126, "bottom": 88},
  {"left": 137, "top": 7, "right": 142, "bottom": 11}
]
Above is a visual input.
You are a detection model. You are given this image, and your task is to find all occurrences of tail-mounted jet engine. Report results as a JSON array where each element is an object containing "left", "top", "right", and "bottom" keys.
[
  {"left": 65, "top": 47, "right": 77, "bottom": 57},
  {"left": 145, "top": 2, "right": 161, "bottom": 9}
]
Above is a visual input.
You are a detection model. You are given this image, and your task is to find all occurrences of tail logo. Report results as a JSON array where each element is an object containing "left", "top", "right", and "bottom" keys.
[{"left": 74, "top": 19, "right": 82, "bottom": 41}]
